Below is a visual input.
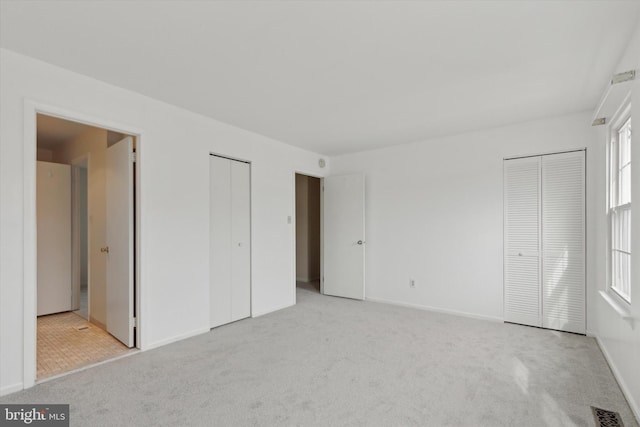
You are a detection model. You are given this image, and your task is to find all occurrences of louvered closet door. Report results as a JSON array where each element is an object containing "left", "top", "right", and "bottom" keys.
[
  {"left": 504, "top": 157, "right": 541, "bottom": 327},
  {"left": 542, "top": 151, "right": 585, "bottom": 334}
]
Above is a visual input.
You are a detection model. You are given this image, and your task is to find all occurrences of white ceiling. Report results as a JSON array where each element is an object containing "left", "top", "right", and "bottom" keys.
[{"left": 2, "top": 1, "right": 639, "bottom": 155}]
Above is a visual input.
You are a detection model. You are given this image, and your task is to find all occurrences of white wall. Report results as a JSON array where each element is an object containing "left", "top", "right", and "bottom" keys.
[
  {"left": 0, "top": 48, "right": 329, "bottom": 395},
  {"left": 331, "top": 111, "right": 598, "bottom": 323},
  {"left": 591, "top": 22, "right": 640, "bottom": 420}
]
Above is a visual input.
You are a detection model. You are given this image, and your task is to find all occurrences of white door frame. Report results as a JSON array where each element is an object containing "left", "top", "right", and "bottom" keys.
[
  {"left": 292, "top": 171, "right": 324, "bottom": 304},
  {"left": 23, "top": 100, "right": 144, "bottom": 388}
]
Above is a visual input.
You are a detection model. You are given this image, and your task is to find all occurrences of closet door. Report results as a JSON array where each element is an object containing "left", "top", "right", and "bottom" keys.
[
  {"left": 210, "top": 156, "right": 232, "bottom": 328},
  {"left": 504, "top": 157, "right": 541, "bottom": 328},
  {"left": 542, "top": 151, "right": 585, "bottom": 334},
  {"left": 230, "top": 160, "right": 251, "bottom": 322},
  {"left": 37, "top": 161, "right": 72, "bottom": 316},
  {"left": 210, "top": 155, "right": 251, "bottom": 328}
]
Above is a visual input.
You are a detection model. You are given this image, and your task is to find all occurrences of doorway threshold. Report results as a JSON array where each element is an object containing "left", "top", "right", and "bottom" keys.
[{"left": 36, "top": 350, "right": 139, "bottom": 385}]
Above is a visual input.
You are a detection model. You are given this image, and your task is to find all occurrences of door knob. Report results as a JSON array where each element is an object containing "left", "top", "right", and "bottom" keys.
[
  {"left": 357, "top": 240, "right": 364, "bottom": 245},
  {"left": 101, "top": 247, "right": 109, "bottom": 253}
]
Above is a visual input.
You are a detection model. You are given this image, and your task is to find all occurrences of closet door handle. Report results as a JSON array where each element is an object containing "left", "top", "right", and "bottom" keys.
[{"left": 357, "top": 240, "right": 364, "bottom": 245}]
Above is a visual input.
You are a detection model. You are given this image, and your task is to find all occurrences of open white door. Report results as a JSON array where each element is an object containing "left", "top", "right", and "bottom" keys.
[
  {"left": 323, "top": 174, "right": 365, "bottom": 300},
  {"left": 106, "top": 136, "right": 134, "bottom": 347}
]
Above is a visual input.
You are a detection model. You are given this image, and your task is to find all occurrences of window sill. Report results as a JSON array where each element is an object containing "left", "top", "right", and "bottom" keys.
[{"left": 599, "top": 291, "right": 636, "bottom": 328}]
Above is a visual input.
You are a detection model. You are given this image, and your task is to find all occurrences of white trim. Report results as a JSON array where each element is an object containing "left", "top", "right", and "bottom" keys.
[
  {"left": 23, "top": 101, "right": 38, "bottom": 390},
  {"left": 599, "top": 291, "right": 636, "bottom": 324},
  {"left": 595, "top": 336, "right": 640, "bottom": 424},
  {"left": 23, "top": 100, "right": 145, "bottom": 391},
  {"left": 606, "top": 99, "right": 632, "bottom": 304},
  {"left": 365, "top": 296, "right": 503, "bottom": 323},
  {"left": 504, "top": 147, "right": 586, "bottom": 161},
  {"left": 0, "top": 383, "right": 24, "bottom": 397}
]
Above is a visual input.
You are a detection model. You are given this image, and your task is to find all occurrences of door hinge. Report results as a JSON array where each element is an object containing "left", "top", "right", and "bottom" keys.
[
  {"left": 132, "top": 317, "right": 138, "bottom": 328},
  {"left": 131, "top": 152, "right": 137, "bottom": 163}
]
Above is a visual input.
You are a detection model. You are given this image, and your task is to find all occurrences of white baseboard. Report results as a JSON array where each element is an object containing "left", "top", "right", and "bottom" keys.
[
  {"left": 0, "top": 382, "right": 24, "bottom": 397},
  {"left": 144, "top": 327, "right": 210, "bottom": 351},
  {"left": 252, "top": 302, "right": 295, "bottom": 318},
  {"left": 365, "top": 296, "right": 503, "bottom": 323},
  {"left": 595, "top": 336, "right": 640, "bottom": 424}
]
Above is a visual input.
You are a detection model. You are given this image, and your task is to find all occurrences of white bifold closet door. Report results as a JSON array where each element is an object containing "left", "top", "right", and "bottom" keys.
[
  {"left": 210, "top": 155, "right": 251, "bottom": 329},
  {"left": 541, "top": 152, "right": 585, "bottom": 334},
  {"left": 504, "top": 151, "right": 585, "bottom": 334},
  {"left": 504, "top": 156, "right": 541, "bottom": 328}
]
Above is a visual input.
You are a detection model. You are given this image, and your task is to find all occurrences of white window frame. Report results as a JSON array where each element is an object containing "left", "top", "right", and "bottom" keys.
[{"left": 607, "top": 100, "right": 632, "bottom": 305}]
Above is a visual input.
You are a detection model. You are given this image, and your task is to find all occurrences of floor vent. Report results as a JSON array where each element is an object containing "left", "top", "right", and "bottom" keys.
[
  {"left": 75, "top": 325, "right": 90, "bottom": 331},
  {"left": 591, "top": 406, "right": 625, "bottom": 427}
]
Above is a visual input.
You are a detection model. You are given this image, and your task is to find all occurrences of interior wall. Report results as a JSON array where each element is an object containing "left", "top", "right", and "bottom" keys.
[
  {"left": 295, "top": 174, "right": 321, "bottom": 282},
  {"left": 51, "top": 127, "right": 108, "bottom": 328},
  {"left": 307, "top": 177, "right": 321, "bottom": 281},
  {"left": 36, "top": 148, "right": 53, "bottom": 162},
  {"left": 330, "top": 111, "right": 598, "bottom": 323},
  {"left": 591, "top": 22, "right": 640, "bottom": 420},
  {"left": 0, "top": 48, "right": 328, "bottom": 395}
]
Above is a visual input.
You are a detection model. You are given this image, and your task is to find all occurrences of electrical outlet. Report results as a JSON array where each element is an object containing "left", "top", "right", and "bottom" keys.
[{"left": 410, "top": 279, "right": 415, "bottom": 288}]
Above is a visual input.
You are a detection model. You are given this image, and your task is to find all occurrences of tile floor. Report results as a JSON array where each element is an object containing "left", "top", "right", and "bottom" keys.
[{"left": 37, "top": 311, "right": 135, "bottom": 380}]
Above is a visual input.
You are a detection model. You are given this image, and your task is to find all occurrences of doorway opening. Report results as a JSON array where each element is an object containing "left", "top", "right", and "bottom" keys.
[
  {"left": 295, "top": 173, "right": 322, "bottom": 295},
  {"left": 35, "top": 113, "right": 138, "bottom": 381}
]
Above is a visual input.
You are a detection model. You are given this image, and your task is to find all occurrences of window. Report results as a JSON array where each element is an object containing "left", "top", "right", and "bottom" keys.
[{"left": 608, "top": 110, "right": 632, "bottom": 303}]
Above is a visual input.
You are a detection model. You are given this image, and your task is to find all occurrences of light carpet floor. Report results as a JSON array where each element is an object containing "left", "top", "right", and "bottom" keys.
[{"left": 3, "top": 284, "right": 637, "bottom": 427}]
